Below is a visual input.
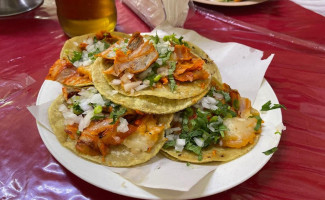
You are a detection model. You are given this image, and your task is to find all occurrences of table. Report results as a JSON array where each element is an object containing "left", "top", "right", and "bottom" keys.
[{"left": 1, "top": 0, "right": 324, "bottom": 199}]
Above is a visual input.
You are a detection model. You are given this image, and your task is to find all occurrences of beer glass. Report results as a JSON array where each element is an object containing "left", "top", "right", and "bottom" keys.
[{"left": 55, "top": 0, "right": 117, "bottom": 37}]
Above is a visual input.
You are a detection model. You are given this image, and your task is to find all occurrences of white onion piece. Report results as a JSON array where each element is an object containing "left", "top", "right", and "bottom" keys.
[
  {"left": 111, "top": 79, "right": 121, "bottom": 85},
  {"left": 194, "top": 137, "right": 204, "bottom": 147},
  {"left": 157, "top": 66, "right": 169, "bottom": 76},
  {"left": 135, "top": 84, "right": 149, "bottom": 91},
  {"left": 176, "top": 138, "right": 185, "bottom": 146},
  {"left": 79, "top": 99, "right": 92, "bottom": 111},
  {"left": 117, "top": 117, "right": 129, "bottom": 133},
  {"left": 78, "top": 110, "right": 94, "bottom": 131},
  {"left": 90, "top": 93, "right": 105, "bottom": 106},
  {"left": 123, "top": 81, "right": 142, "bottom": 92},
  {"left": 213, "top": 92, "right": 224, "bottom": 100}
]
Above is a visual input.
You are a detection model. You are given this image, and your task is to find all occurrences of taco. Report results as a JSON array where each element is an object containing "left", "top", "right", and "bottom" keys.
[
  {"left": 46, "top": 31, "right": 125, "bottom": 87},
  {"left": 94, "top": 32, "right": 221, "bottom": 99},
  {"left": 48, "top": 86, "right": 173, "bottom": 167},
  {"left": 92, "top": 57, "right": 212, "bottom": 114},
  {"left": 161, "top": 79, "right": 262, "bottom": 163}
]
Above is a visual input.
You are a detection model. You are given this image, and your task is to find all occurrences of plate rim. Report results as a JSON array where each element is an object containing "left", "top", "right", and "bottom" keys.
[{"left": 193, "top": 0, "right": 268, "bottom": 6}]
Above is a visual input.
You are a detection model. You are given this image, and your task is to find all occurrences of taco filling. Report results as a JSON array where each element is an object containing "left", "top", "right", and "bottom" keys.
[
  {"left": 162, "top": 82, "right": 262, "bottom": 162},
  {"left": 46, "top": 31, "right": 120, "bottom": 86},
  {"left": 49, "top": 86, "right": 172, "bottom": 166},
  {"left": 99, "top": 32, "right": 210, "bottom": 94}
]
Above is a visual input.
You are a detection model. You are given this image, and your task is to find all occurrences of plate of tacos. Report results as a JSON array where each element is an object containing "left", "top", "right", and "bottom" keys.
[{"left": 35, "top": 30, "right": 282, "bottom": 199}]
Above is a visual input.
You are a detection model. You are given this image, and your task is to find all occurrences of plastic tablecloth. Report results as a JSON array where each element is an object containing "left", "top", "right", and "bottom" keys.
[{"left": 1, "top": 0, "right": 324, "bottom": 199}]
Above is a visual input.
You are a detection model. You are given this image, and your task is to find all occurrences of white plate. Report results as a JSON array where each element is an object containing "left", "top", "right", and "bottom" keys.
[
  {"left": 36, "top": 79, "right": 282, "bottom": 199},
  {"left": 194, "top": 0, "right": 268, "bottom": 6}
]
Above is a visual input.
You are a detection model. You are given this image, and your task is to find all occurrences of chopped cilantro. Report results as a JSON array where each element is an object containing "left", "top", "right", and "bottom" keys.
[
  {"left": 163, "top": 33, "right": 189, "bottom": 47},
  {"left": 220, "top": 91, "right": 231, "bottom": 102},
  {"left": 233, "top": 99, "right": 240, "bottom": 110},
  {"left": 93, "top": 36, "right": 98, "bottom": 43},
  {"left": 250, "top": 115, "right": 262, "bottom": 131},
  {"left": 76, "top": 130, "right": 81, "bottom": 135},
  {"left": 72, "top": 103, "right": 84, "bottom": 115},
  {"left": 109, "top": 106, "right": 127, "bottom": 124},
  {"left": 275, "top": 131, "right": 282, "bottom": 135},
  {"left": 263, "top": 147, "right": 278, "bottom": 155},
  {"left": 150, "top": 33, "right": 160, "bottom": 44},
  {"left": 163, "top": 140, "right": 176, "bottom": 149},
  {"left": 69, "top": 51, "right": 82, "bottom": 63},
  {"left": 91, "top": 115, "right": 105, "bottom": 121},
  {"left": 168, "top": 61, "right": 177, "bottom": 92},
  {"left": 261, "top": 100, "right": 286, "bottom": 111}
]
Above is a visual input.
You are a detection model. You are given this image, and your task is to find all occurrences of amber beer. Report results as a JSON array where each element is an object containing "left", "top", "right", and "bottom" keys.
[{"left": 55, "top": 0, "right": 117, "bottom": 37}]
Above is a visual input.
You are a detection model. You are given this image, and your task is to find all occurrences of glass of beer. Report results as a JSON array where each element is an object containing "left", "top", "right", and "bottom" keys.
[{"left": 55, "top": 0, "right": 117, "bottom": 37}]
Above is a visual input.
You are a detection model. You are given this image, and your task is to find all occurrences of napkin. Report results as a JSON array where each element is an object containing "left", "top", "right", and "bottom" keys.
[{"left": 29, "top": 25, "right": 275, "bottom": 191}]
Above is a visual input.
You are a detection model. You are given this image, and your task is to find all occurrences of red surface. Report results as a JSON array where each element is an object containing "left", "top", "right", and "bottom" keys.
[{"left": 1, "top": 0, "right": 324, "bottom": 199}]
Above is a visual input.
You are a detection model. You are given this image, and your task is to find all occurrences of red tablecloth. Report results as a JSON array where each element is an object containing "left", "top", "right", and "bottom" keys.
[{"left": 1, "top": 0, "right": 324, "bottom": 199}]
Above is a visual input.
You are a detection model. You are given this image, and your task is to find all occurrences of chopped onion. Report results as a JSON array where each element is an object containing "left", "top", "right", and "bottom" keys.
[
  {"left": 90, "top": 93, "right": 105, "bottom": 106},
  {"left": 175, "top": 138, "right": 186, "bottom": 152},
  {"left": 143, "top": 80, "right": 150, "bottom": 85},
  {"left": 117, "top": 117, "right": 129, "bottom": 133},
  {"left": 138, "top": 67, "right": 152, "bottom": 80},
  {"left": 213, "top": 92, "right": 224, "bottom": 100},
  {"left": 165, "top": 134, "right": 175, "bottom": 141},
  {"left": 157, "top": 66, "right": 169, "bottom": 76},
  {"left": 135, "top": 84, "right": 149, "bottom": 91},
  {"left": 79, "top": 99, "right": 92, "bottom": 111},
  {"left": 120, "top": 73, "right": 131, "bottom": 83},
  {"left": 194, "top": 137, "right": 204, "bottom": 147},
  {"left": 123, "top": 81, "right": 142, "bottom": 92},
  {"left": 171, "top": 127, "right": 181, "bottom": 132},
  {"left": 201, "top": 97, "right": 218, "bottom": 110},
  {"left": 78, "top": 110, "right": 94, "bottom": 131},
  {"left": 176, "top": 138, "right": 185, "bottom": 146},
  {"left": 111, "top": 79, "right": 121, "bottom": 85}
]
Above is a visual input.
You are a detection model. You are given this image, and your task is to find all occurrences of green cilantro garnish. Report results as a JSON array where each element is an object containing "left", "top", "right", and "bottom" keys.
[
  {"left": 150, "top": 32, "right": 160, "bottom": 44},
  {"left": 220, "top": 91, "right": 231, "bottom": 102},
  {"left": 88, "top": 48, "right": 101, "bottom": 61},
  {"left": 109, "top": 106, "right": 127, "bottom": 124},
  {"left": 76, "top": 130, "right": 81, "bottom": 135},
  {"left": 72, "top": 103, "right": 84, "bottom": 115},
  {"left": 163, "top": 33, "right": 189, "bottom": 47},
  {"left": 91, "top": 115, "right": 106, "bottom": 121},
  {"left": 233, "top": 99, "right": 240, "bottom": 111},
  {"left": 69, "top": 51, "right": 82, "bottom": 63},
  {"left": 163, "top": 140, "right": 176, "bottom": 149},
  {"left": 168, "top": 61, "right": 177, "bottom": 92},
  {"left": 261, "top": 100, "right": 286, "bottom": 111},
  {"left": 275, "top": 131, "right": 282, "bottom": 135},
  {"left": 93, "top": 36, "right": 98, "bottom": 43},
  {"left": 250, "top": 115, "right": 262, "bottom": 131},
  {"left": 263, "top": 147, "right": 278, "bottom": 155}
]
